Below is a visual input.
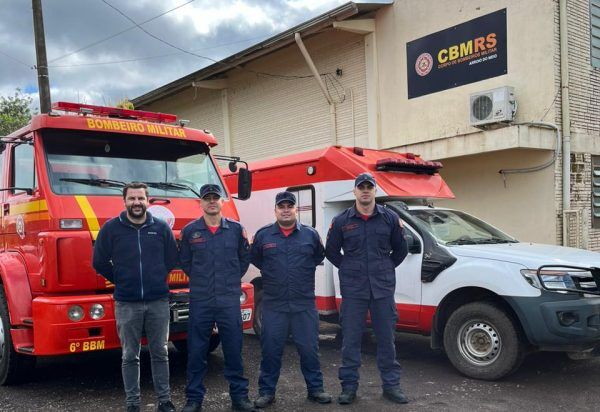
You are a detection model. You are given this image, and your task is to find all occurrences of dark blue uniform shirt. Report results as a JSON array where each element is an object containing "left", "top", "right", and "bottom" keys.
[
  {"left": 180, "top": 217, "right": 250, "bottom": 307},
  {"left": 325, "top": 204, "right": 408, "bottom": 300},
  {"left": 251, "top": 222, "right": 325, "bottom": 312}
]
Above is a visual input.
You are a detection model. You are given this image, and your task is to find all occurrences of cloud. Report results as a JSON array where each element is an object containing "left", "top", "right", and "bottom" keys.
[{"left": 0, "top": 0, "right": 346, "bottom": 109}]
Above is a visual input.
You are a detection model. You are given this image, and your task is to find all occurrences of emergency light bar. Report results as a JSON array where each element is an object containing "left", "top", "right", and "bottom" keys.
[
  {"left": 375, "top": 157, "right": 443, "bottom": 174},
  {"left": 51, "top": 102, "right": 178, "bottom": 123}
]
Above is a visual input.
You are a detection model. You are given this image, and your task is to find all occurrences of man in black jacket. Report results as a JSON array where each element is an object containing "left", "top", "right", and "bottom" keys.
[{"left": 93, "top": 182, "right": 178, "bottom": 412}]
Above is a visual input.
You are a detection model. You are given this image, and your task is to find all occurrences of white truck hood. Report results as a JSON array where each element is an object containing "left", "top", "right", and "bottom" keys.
[{"left": 449, "top": 242, "right": 600, "bottom": 269}]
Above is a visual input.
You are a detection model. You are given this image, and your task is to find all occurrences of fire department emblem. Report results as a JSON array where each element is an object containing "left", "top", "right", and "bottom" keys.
[
  {"left": 415, "top": 52, "right": 433, "bottom": 77},
  {"left": 147, "top": 205, "right": 175, "bottom": 229},
  {"left": 16, "top": 215, "right": 25, "bottom": 239}
]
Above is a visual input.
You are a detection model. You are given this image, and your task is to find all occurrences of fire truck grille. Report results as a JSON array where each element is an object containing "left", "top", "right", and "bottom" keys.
[{"left": 170, "top": 303, "right": 189, "bottom": 322}]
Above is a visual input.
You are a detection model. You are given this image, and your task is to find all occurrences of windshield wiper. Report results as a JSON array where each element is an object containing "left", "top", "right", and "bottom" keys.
[
  {"left": 143, "top": 181, "right": 201, "bottom": 199},
  {"left": 447, "top": 237, "right": 517, "bottom": 245},
  {"left": 446, "top": 239, "right": 478, "bottom": 245},
  {"left": 59, "top": 178, "right": 126, "bottom": 188}
]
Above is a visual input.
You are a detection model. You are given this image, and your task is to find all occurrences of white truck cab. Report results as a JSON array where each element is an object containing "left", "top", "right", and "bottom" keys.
[{"left": 225, "top": 146, "right": 600, "bottom": 380}]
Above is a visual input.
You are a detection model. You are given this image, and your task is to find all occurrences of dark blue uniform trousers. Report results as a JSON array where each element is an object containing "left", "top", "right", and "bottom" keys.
[
  {"left": 186, "top": 302, "right": 249, "bottom": 402},
  {"left": 339, "top": 295, "right": 402, "bottom": 391},
  {"left": 259, "top": 307, "right": 324, "bottom": 395}
]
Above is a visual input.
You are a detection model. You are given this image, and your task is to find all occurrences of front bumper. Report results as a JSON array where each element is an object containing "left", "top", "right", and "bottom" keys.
[
  {"left": 506, "top": 293, "right": 600, "bottom": 350},
  {"left": 29, "top": 283, "right": 254, "bottom": 356}
]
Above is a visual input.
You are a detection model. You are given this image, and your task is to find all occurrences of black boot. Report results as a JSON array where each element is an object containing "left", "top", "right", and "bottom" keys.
[
  {"left": 383, "top": 387, "right": 409, "bottom": 404},
  {"left": 307, "top": 391, "right": 332, "bottom": 404},
  {"left": 254, "top": 394, "right": 275, "bottom": 408},
  {"left": 232, "top": 397, "right": 256, "bottom": 411},
  {"left": 181, "top": 400, "right": 202, "bottom": 412},
  {"left": 337, "top": 390, "right": 356, "bottom": 405}
]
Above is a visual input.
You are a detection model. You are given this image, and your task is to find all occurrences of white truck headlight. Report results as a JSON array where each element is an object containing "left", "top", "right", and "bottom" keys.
[
  {"left": 520, "top": 269, "right": 588, "bottom": 291},
  {"left": 240, "top": 291, "right": 248, "bottom": 304}
]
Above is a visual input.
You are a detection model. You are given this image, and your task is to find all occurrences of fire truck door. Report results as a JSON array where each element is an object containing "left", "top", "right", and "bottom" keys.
[{"left": 4, "top": 142, "right": 42, "bottom": 277}]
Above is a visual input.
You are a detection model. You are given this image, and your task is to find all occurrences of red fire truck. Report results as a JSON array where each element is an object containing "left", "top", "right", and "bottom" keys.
[{"left": 0, "top": 102, "right": 254, "bottom": 385}]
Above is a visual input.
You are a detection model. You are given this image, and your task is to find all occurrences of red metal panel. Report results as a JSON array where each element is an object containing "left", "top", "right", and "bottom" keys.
[{"left": 0, "top": 253, "right": 33, "bottom": 325}]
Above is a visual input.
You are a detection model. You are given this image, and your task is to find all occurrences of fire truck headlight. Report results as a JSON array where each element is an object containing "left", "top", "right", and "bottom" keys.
[
  {"left": 89, "top": 304, "right": 105, "bottom": 320},
  {"left": 68, "top": 305, "right": 84, "bottom": 322},
  {"left": 240, "top": 291, "right": 248, "bottom": 304}
]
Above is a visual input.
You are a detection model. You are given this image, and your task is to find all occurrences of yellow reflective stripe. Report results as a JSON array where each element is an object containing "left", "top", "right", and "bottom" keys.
[
  {"left": 9, "top": 200, "right": 48, "bottom": 215},
  {"left": 74, "top": 196, "right": 100, "bottom": 240}
]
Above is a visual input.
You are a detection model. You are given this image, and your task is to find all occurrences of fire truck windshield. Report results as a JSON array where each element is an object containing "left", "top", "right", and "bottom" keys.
[{"left": 42, "top": 129, "right": 226, "bottom": 198}]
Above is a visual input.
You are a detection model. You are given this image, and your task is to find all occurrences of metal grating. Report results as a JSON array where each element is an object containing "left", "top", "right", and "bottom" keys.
[
  {"left": 563, "top": 209, "right": 582, "bottom": 248},
  {"left": 592, "top": 0, "right": 600, "bottom": 67}
]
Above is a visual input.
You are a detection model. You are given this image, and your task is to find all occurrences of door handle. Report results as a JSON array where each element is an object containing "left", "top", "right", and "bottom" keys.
[{"left": 2, "top": 204, "right": 9, "bottom": 216}]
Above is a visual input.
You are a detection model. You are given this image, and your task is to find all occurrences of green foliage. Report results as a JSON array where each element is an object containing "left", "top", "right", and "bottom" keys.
[{"left": 0, "top": 89, "right": 36, "bottom": 136}]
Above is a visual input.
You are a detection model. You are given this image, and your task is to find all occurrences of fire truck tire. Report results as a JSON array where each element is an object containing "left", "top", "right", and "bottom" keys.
[
  {"left": 253, "top": 289, "right": 263, "bottom": 337},
  {"left": 443, "top": 301, "right": 525, "bottom": 381},
  {"left": 172, "top": 334, "right": 221, "bottom": 355},
  {"left": 0, "top": 288, "right": 35, "bottom": 385}
]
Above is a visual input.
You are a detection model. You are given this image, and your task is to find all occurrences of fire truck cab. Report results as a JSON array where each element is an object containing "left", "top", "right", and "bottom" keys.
[
  {"left": 225, "top": 146, "right": 600, "bottom": 380},
  {"left": 0, "top": 102, "right": 254, "bottom": 385}
]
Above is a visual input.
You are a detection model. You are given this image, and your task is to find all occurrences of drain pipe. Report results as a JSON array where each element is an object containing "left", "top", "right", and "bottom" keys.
[
  {"left": 295, "top": 32, "right": 337, "bottom": 144},
  {"left": 559, "top": 0, "right": 571, "bottom": 215}
]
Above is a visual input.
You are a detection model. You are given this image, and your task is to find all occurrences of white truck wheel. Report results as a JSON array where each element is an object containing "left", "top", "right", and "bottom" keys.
[{"left": 443, "top": 301, "right": 525, "bottom": 380}]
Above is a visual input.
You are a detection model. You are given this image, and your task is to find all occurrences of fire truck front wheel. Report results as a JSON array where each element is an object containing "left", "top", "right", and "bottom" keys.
[
  {"left": 0, "top": 288, "right": 36, "bottom": 385},
  {"left": 443, "top": 301, "right": 526, "bottom": 381}
]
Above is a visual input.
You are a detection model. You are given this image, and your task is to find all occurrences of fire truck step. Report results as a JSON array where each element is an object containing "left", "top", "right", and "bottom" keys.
[
  {"left": 22, "top": 318, "right": 33, "bottom": 325},
  {"left": 17, "top": 346, "right": 34, "bottom": 354}
]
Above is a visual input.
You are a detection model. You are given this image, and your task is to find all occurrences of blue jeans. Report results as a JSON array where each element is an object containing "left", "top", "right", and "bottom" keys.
[
  {"left": 115, "top": 297, "right": 171, "bottom": 407},
  {"left": 339, "top": 296, "right": 402, "bottom": 391},
  {"left": 186, "top": 302, "right": 249, "bottom": 403},
  {"left": 258, "top": 307, "right": 324, "bottom": 396}
]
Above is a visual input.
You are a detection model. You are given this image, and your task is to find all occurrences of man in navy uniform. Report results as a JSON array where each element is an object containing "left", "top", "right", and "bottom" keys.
[
  {"left": 251, "top": 191, "right": 332, "bottom": 408},
  {"left": 179, "top": 184, "right": 254, "bottom": 412},
  {"left": 325, "top": 173, "right": 409, "bottom": 405}
]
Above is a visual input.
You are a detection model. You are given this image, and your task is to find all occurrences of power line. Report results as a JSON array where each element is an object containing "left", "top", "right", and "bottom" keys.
[
  {"left": 100, "top": 0, "right": 326, "bottom": 81},
  {"left": 48, "top": 34, "right": 273, "bottom": 68},
  {"left": 0, "top": 49, "right": 33, "bottom": 68},
  {"left": 49, "top": 0, "right": 195, "bottom": 63}
]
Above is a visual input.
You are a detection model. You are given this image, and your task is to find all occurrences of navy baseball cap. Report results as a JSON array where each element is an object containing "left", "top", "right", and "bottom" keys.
[
  {"left": 275, "top": 191, "right": 296, "bottom": 205},
  {"left": 354, "top": 172, "right": 376, "bottom": 187},
  {"left": 199, "top": 184, "right": 223, "bottom": 198}
]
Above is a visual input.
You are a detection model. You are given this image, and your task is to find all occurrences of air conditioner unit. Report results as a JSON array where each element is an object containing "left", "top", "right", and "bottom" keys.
[{"left": 469, "top": 86, "right": 516, "bottom": 129}]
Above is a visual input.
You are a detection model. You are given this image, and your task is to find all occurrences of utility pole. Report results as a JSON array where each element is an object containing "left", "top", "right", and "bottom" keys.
[{"left": 32, "top": 0, "right": 51, "bottom": 113}]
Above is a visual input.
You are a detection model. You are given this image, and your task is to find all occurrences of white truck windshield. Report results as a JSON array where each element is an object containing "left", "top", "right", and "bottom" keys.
[
  {"left": 43, "top": 129, "right": 225, "bottom": 198},
  {"left": 386, "top": 203, "right": 517, "bottom": 245}
]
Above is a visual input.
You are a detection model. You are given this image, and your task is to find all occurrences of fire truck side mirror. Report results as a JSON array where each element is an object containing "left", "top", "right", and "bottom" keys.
[{"left": 237, "top": 168, "right": 252, "bottom": 200}]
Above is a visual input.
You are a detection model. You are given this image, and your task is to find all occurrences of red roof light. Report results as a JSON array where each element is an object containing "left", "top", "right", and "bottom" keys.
[{"left": 51, "top": 102, "right": 177, "bottom": 123}]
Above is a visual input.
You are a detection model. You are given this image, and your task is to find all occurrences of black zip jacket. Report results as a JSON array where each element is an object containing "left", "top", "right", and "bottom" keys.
[{"left": 93, "top": 211, "right": 178, "bottom": 302}]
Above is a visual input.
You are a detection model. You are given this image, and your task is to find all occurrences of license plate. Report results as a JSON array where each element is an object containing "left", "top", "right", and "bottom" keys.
[{"left": 241, "top": 309, "right": 252, "bottom": 322}]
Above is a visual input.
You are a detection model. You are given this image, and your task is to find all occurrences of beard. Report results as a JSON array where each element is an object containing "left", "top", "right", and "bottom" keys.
[{"left": 127, "top": 203, "right": 147, "bottom": 219}]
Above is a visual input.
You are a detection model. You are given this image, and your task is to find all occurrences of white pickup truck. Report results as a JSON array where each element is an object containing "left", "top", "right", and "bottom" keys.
[{"left": 225, "top": 146, "right": 600, "bottom": 380}]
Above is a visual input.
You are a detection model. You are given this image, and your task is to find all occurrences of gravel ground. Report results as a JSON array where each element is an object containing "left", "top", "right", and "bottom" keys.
[{"left": 1, "top": 324, "right": 600, "bottom": 411}]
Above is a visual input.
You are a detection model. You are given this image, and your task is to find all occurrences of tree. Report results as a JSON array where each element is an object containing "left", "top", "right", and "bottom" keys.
[{"left": 0, "top": 89, "right": 36, "bottom": 136}]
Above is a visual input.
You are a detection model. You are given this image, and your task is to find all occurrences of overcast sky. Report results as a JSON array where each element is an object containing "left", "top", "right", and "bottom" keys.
[{"left": 1, "top": 0, "right": 348, "bottom": 111}]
